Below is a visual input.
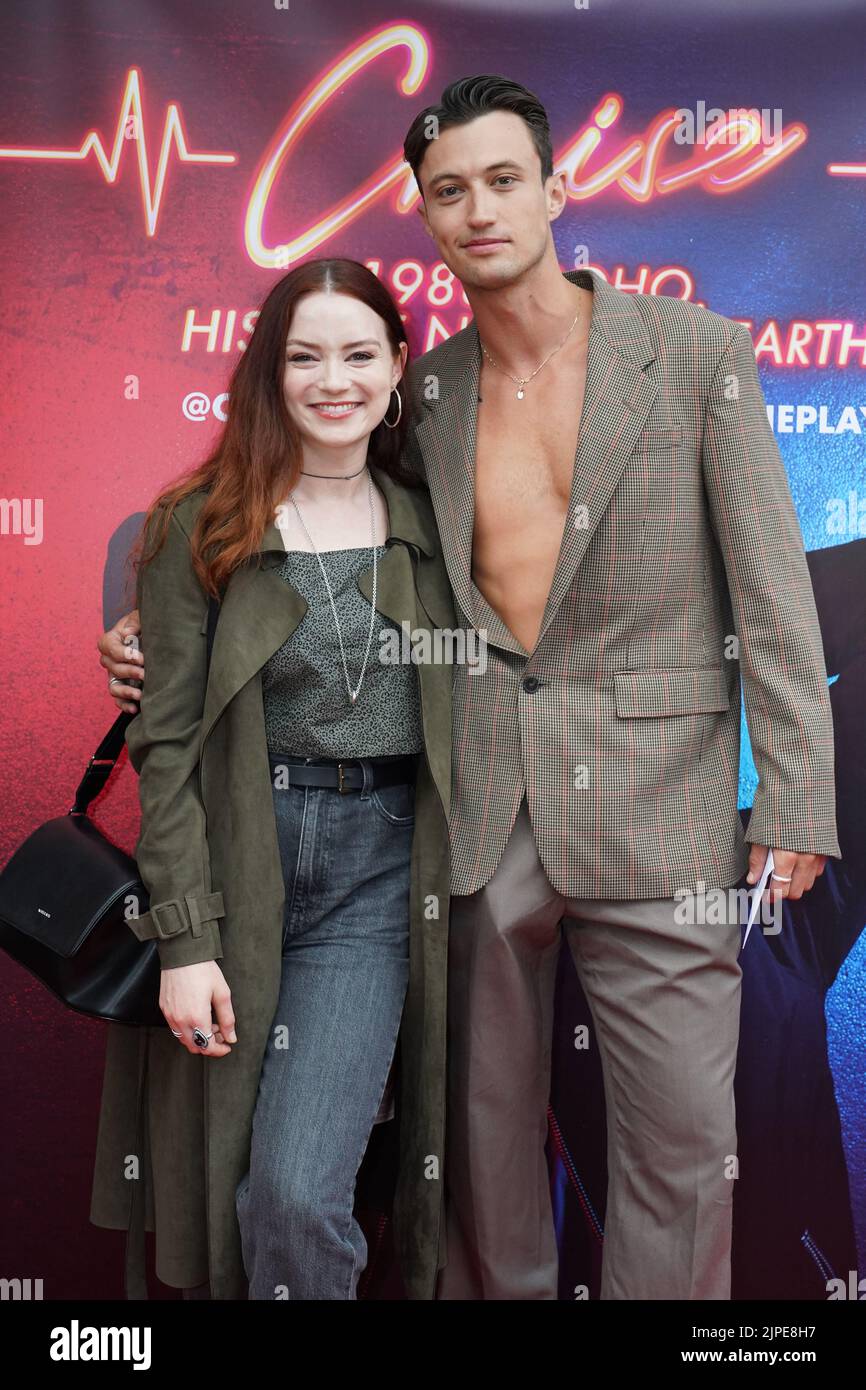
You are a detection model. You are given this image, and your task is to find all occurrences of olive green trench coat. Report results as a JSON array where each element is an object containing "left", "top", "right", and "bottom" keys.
[{"left": 88, "top": 464, "right": 455, "bottom": 1300}]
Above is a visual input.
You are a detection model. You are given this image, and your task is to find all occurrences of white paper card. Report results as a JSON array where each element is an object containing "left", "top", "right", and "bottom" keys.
[{"left": 743, "top": 847, "right": 775, "bottom": 947}]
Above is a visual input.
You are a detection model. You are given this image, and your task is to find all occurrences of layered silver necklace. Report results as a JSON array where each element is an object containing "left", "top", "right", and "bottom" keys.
[{"left": 288, "top": 467, "right": 378, "bottom": 705}]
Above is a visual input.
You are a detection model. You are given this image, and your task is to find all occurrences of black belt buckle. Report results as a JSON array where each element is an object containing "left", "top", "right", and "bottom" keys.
[{"left": 337, "top": 762, "right": 348, "bottom": 794}]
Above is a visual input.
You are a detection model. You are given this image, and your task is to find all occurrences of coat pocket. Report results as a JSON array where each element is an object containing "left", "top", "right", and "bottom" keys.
[{"left": 613, "top": 666, "right": 731, "bottom": 717}]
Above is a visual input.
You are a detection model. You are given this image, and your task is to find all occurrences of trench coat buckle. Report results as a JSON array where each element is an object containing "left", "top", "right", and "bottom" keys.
[{"left": 148, "top": 899, "right": 188, "bottom": 939}]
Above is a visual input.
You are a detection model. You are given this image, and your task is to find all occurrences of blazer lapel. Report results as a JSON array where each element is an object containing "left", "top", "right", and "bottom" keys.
[
  {"left": 414, "top": 267, "right": 660, "bottom": 657},
  {"left": 532, "top": 305, "right": 659, "bottom": 653}
]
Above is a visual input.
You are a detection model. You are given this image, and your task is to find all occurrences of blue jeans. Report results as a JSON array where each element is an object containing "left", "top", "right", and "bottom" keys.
[{"left": 234, "top": 753, "right": 414, "bottom": 1300}]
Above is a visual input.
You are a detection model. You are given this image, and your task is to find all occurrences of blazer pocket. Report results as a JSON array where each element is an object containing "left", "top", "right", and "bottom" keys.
[
  {"left": 614, "top": 666, "right": 731, "bottom": 717},
  {"left": 636, "top": 426, "right": 683, "bottom": 447}
]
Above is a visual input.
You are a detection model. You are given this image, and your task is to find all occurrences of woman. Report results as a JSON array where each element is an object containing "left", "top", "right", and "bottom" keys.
[{"left": 89, "top": 259, "right": 456, "bottom": 1300}]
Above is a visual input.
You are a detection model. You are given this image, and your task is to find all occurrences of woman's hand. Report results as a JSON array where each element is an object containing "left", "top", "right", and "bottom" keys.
[
  {"left": 98, "top": 609, "right": 144, "bottom": 714},
  {"left": 160, "top": 961, "right": 237, "bottom": 1057}
]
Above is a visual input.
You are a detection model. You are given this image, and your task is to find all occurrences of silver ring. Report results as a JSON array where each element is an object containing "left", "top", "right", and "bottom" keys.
[
  {"left": 192, "top": 1027, "right": 214, "bottom": 1049},
  {"left": 770, "top": 873, "right": 793, "bottom": 882},
  {"left": 170, "top": 1029, "right": 183, "bottom": 1037},
  {"left": 108, "top": 677, "right": 121, "bottom": 688}
]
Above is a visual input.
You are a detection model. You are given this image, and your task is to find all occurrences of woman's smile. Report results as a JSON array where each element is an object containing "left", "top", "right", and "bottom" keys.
[{"left": 308, "top": 400, "right": 364, "bottom": 420}]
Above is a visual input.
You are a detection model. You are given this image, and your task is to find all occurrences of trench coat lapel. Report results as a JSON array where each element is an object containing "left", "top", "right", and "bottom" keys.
[
  {"left": 200, "top": 465, "right": 441, "bottom": 765},
  {"left": 413, "top": 344, "right": 480, "bottom": 638},
  {"left": 415, "top": 267, "right": 660, "bottom": 657},
  {"left": 355, "top": 539, "right": 451, "bottom": 820},
  {"left": 201, "top": 564, "right": 307, "bottom": 753}
]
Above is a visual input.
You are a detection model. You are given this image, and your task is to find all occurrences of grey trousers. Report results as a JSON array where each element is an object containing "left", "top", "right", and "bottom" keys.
[{"left": 435, "top": 795, "right": 744, "bottom": 1301}]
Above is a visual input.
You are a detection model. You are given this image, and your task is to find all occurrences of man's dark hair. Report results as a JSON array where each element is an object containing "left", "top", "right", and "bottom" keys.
[{"left": 403, "top": 74, "right": 554, "bottom": 193}]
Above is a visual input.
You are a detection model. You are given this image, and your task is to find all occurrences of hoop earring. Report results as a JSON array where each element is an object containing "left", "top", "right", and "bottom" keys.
[{"left": 382, "top": 387, "right": 402, "bottom": 429}]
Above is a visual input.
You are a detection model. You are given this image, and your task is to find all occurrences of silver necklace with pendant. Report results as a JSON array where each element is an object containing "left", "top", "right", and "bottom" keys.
[
  {"left": 289, "top": 469, "right": 378, "bottom": 705},
  {"left": 479, "top": 307, "right": 581, "bottom": 399}
]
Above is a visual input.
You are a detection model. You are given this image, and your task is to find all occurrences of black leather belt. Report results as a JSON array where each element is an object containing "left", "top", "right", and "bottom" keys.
[{"left": 268, "top": 752, "right": 420, "bottom": 794}]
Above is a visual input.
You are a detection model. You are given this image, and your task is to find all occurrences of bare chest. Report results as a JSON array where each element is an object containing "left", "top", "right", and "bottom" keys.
[{"left": 474, "top": 353, "right": 587, "bottom": 529}]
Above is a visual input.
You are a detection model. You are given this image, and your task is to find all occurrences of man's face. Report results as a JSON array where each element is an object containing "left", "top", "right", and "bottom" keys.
[{"left": 415, "top": 110, "right": 563, "bottom": 291}]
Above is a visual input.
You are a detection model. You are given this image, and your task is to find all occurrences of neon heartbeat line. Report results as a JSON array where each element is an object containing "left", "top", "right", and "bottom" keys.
[
  {"left": 0, "top": 67, "right": 235, "bottom": 235},
  {"left": 1, "top": 22, "right": 861, "bottom": 261}
]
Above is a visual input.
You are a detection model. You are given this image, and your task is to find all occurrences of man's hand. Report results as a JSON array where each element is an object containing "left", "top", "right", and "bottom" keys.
[
  {"left": 98, "top": 609, "right": 144, "bottom": 713},
  {"left": 747, "top": 845, "right": 827, "bottom": 901}
]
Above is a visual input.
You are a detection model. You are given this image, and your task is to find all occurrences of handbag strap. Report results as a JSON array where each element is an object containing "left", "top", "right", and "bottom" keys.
[{"left": 71, "top": 595, "right": 222, "bottom": 815}]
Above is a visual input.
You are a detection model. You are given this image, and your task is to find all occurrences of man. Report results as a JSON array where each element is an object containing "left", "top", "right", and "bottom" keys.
[
  {"left": 100, "top": 75, "right": 840, "bottom": 1300},
  {"left": 400, "top": 75, "right": 839, "bottom": 1302}
]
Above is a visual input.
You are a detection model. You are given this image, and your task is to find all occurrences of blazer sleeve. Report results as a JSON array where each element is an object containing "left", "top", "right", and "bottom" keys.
[
  {"left": 124, "top": 505, "right": 226, "bottom": 968},
  {"left": 701, "top": 322, "right": 841, "bottom": 859}
]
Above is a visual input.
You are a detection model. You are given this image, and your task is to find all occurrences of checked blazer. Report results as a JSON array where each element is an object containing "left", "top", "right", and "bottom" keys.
[{"left": 404, "top": 267, "right": 841, "bottom": 899}]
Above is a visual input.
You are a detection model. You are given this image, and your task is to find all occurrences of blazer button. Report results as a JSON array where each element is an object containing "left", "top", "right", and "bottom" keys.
[{"left": 522, "top": 676, "right": 540, "bottom": 693}]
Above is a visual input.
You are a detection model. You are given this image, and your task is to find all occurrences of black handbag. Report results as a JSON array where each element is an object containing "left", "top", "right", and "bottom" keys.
[{"left": 0, "top": 596, "right": 221, "bottom": 1027}]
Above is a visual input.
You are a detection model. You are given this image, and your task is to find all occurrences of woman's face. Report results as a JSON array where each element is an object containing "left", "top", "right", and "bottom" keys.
[{"left": 282, "top": 291, "right": 406, "bottom": 450}]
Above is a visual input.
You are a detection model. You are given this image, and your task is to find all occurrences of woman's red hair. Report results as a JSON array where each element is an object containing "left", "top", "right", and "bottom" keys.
[{"left": 128, "top": 258, "right": 419, "bottom": 601}]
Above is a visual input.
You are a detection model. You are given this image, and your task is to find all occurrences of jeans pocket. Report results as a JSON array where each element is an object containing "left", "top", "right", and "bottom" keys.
[{"left": 369, "top": 780, "right": 416, "bottom": 826}]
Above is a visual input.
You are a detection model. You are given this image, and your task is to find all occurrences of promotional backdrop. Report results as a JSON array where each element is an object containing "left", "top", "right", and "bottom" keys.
[{"left": 1, "top": 0, "right": 864, "bottom": 1299}]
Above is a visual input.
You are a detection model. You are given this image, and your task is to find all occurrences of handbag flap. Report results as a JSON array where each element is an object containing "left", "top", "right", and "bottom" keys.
[{"left": 0, "top": 814, "right": 144, "bottom": 957}]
